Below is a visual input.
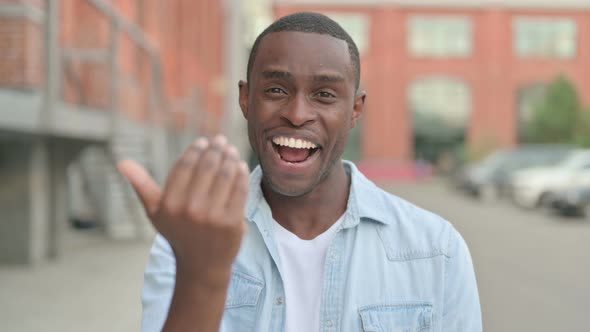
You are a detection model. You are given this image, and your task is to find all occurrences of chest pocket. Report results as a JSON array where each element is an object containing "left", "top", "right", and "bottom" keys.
[
  {"left": 359, "top": 303, "right": 433, "bottom": 332},
  {"left": 222, "top": 271, "right": 264, "bottom": 332}
]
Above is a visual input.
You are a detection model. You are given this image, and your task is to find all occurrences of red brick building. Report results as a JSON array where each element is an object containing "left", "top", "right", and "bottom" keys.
[
  {"left": 0, "top": 0, "right": 226, "bottom": 133},
  {"left": 0, "top": 0, "right": 229, "bottom": 262},
  {"left": 274, "top": 0, "right": 590, "bottom": 163}
]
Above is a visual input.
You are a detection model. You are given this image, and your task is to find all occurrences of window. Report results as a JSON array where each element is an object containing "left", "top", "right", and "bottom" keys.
[
  {"left": 514, "top": 17, "right": 577, "bottom": 58},
  {"left": 409, "top": 78, "right": 471, "bottom": 129},
  {"left": 408, "top": 16, "right": 473, "bottom": 58},
  {"left": 409, "top": 78, "right": 471, "bottom": 163}
]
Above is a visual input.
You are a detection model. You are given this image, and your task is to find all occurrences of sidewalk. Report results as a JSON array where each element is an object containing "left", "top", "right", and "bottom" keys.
[{"left": 0, "top": 229, "right": 153, "bottom": 332}]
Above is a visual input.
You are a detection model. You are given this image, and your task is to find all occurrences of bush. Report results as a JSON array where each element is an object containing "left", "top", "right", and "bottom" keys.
[
  {"left": 574, "top": 108, "right": 590, "bottom": 148},
  {"left": 527, "top": 76, "right": 580, "bottom": 144}
]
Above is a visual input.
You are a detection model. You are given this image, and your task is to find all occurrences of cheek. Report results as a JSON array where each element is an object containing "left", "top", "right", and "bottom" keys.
[{"left": 246, "top": 122, "right": 260, "bottom": 148}]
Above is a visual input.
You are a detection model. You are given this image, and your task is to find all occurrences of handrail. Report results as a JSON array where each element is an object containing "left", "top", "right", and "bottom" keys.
[
  {"left": 59, "top": 0, "right": 170, "bottom": 128},
  {"left": 85, "top": 0, "right": 157, "bottom": 56},
  {"left": 59, "top": 0, "right": 172, "bottom": 237}
]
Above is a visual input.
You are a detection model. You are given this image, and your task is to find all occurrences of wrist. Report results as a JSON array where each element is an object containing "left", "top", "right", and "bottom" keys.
[{"left": 175, "top": 263, "right": 233, "bottom": 291}]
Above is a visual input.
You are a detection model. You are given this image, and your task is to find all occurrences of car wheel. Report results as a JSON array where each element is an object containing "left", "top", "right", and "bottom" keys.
[{"left": 537, "top": 192, "right": 553, "bottom": 209}]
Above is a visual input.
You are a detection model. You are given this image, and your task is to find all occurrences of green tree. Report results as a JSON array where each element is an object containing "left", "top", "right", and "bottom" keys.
[
  {"left": 527, "top": 76, "right": 580, "bottom": 143},
  {"left": 574, "top": 107, "right": 590, "bottom": 148}
]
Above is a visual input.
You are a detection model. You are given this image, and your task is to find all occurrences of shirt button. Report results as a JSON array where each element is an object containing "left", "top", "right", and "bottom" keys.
[
  {"left": 325, "top": 320, "right": 333, "bottom": 327},
  {"left": 275, "top": 297, "right": 284, "bottom": 305}
]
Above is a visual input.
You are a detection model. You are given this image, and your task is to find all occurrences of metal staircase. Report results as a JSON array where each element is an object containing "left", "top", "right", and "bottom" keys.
[{"left": 76, "top": 128, "right": 155, "bottom": 240}]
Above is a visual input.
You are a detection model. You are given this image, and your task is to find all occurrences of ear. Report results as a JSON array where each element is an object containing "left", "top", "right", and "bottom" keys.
[
  {"left": 350, "top": 90, "right": 366, "bottom": 129},
  {"left": 238, "top": 80, "right": 249, "bottom": 119}
]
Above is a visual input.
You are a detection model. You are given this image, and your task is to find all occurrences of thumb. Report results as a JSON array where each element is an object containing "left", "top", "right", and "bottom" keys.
[{"left": 117, "top": 159, "right": 162, "bottom": 215}]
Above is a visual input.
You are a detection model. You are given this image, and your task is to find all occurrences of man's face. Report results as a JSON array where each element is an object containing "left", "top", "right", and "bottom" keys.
[{"left": 239, "top": 31, "right": 365, "bottom": 197}]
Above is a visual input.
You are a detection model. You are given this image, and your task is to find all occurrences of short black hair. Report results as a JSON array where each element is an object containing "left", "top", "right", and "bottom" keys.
[{"left": 247, "top": 12, "right": 361, "bottom": 90}]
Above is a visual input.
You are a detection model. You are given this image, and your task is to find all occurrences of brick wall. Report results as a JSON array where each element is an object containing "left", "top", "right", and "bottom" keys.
[
  {"left": 1, "top": 0, "right": 225, "bottom": 129},
  {"left": 274, "top": 5, "right": 590, "bottom": 162},
  {"left": 0, "top": 6, "right": 43, "bottom": 89}
]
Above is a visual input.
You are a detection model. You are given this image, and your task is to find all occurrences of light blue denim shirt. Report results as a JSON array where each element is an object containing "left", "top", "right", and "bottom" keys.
[{"left": 141, "top": 161, "right": 482, "bottom": 332}]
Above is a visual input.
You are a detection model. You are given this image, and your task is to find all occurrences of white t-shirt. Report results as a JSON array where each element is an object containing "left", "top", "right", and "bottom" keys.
[{"left": 274, "top": 215, "right": 345, "bottom": 332}]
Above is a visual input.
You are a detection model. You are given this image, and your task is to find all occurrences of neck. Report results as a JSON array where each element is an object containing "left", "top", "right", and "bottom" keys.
[{"left": 261, "top": 161, "right": 350, "bottom": 240}]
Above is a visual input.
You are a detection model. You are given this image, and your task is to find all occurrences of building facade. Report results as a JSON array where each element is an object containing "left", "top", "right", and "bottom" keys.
[
  {"left": 0, "top": 0, "right": 230, "bottom": 264},
  {"left": 274, "top": 0, "right": 590, "bottom": 163}
]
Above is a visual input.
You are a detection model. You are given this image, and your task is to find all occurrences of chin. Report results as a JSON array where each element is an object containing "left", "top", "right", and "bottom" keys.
[{"left": 261, "top": 167, "right": 318, "bottom": 198}]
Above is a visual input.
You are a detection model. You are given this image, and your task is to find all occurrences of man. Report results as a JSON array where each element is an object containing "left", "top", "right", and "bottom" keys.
[{"left": 119, "top": 12, "right": 482, "bottom": 332}]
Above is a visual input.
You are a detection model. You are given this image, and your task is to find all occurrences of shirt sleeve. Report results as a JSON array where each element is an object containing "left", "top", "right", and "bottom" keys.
[
  {"left": 442, "top": 228, "right": 483, "bottom": 331},
  {"left": 140, "top": 234, "right": 176, "bottom": 332}
]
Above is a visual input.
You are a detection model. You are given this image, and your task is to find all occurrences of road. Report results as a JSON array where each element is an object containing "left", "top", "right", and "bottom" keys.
[
  {"left": 0, "top": 179, "right": 588, "bottom": 331},
  {"left": 0, "top": 230, "right": 151, "bottom": 332},
  {"left": 385, "top": 179, "right": 590, "bottom": 332}
]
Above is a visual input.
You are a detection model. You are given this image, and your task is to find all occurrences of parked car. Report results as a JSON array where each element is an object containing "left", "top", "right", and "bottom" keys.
[
  {"left": 546, "top": 186, "right": 590, "bottom": 216},
  {"left": 456, "top": 145, "right": 571, "bottom": 201},
  {"left": 510, "top": 150, "right": 590, "bottom": 209}
]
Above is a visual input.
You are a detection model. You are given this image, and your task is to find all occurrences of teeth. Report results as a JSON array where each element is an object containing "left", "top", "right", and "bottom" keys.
[{"left": 272, "top": 136, "right": 318, "bottom": 149}]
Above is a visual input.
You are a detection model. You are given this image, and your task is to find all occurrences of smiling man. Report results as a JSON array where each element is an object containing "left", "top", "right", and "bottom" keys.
[{"left": 120, "top": 12, "right": 482, "bottom": 332}]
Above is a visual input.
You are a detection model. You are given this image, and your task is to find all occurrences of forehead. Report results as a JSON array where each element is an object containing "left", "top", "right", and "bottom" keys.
[{"left": 251, "top": 31, "right": 354, "bottom": 83}]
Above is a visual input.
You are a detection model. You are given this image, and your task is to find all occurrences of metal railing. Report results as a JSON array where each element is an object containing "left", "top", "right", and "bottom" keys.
[{"left": 44, "top": 0, "right": 176, "bottom": 239}]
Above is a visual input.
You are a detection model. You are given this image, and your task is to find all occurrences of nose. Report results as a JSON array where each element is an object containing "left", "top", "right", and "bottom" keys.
[{"left": 281, "top": 93, "right": 316, "bottom": 127}]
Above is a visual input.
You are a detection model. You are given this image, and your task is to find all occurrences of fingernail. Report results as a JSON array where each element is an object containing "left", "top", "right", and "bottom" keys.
[
  {"left": 226, "top": 146, "right": 239, "bottom": 159},
  {"left": 213, "top": 134, "right": 227, "bottom": 147},
  {"left": 193, "top": 137, "right": 209, "bottom": 149},
  {"left": 239, "top": 161, "right": 249, "bottom": 173}
]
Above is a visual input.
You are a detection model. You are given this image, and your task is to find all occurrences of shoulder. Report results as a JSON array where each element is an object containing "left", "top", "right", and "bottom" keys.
[
  {"left": 348, "top": 163, "right": 460, "bottom": 261},
  {"left": 375, "top": 188, "right": 459, "bottom": 259}
]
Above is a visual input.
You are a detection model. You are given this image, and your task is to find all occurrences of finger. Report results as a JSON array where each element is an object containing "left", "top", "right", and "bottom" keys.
[
  {"left": 226, "top": 161, "right": 250, "bottom": 222},
  {"left": 208, "top": 145, "right": 241, "bottom": 213},
  {"left": 186, "top": 135, "right": 227, "bottom": 204},
  {"left": 117, "top": 159, "right": 162, "bottom": 215},
  {"left": 162, "top": 137, "right": 208, "bottom": 204}
]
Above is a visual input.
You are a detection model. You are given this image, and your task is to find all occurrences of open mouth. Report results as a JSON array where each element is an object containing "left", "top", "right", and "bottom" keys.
[{"left": 271, "top": 136, "right": 320, "bottom": 164}]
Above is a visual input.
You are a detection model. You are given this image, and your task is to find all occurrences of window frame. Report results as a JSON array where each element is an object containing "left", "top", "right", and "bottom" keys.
[
  {"left": 407, "top": 15, "right": 474, "bottom": 59},
  {"left": 513, "top": 16, "right": 578, "bottom": 59}
]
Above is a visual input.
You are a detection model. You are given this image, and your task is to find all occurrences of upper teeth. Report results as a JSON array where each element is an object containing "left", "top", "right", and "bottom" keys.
[{"left": 272, "top": 136, "right": 317, "bottom": 149}]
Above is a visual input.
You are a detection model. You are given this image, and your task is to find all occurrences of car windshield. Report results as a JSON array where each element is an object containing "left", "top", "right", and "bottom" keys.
[{"left": 502, "top": 148, "right": 570, "bottom": 171}]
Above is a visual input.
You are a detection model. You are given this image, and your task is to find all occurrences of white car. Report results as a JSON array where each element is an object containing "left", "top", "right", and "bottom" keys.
[{"left": 509, "top": 150, "right": 590, "bottom": 208}]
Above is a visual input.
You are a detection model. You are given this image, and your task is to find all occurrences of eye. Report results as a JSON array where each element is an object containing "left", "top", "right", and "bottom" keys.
[
  {"left": 315, "top": 90, "right": 337, "bottom": 103},
  {"left": 265, "top": 87, "right": 287, "bottom": 95},
  {"left": 318, "top": 91, "right": 335, "bottom": 98}
]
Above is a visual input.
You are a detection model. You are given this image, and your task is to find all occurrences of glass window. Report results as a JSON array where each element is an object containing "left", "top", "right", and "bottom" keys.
[
  {"left": 409, "top": 78, "right": 471, "bottom": 129},
  {"left": 408, "top": 16, "right": 473, "bottom": 58},
  {"left": 514, "top": 17, "right": 577, "bottom": 58}
]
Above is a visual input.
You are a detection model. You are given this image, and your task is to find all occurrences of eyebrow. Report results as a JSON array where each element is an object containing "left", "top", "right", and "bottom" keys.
[
  {"left": 261, "top": 70, "right": 346, "bottom": 84},
  {"left": 313, "top": 74, "right": 345, "bottom": 83},
  {"left": 262, "top": 70, "right": 294, "bottom": 81}
]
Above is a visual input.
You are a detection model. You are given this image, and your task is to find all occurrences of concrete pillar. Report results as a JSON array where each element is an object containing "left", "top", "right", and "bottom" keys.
[
  {"left": 0, "top": 138, "right": 49, "bottom": 264},
  {"left": 47, "top": 140, "right": 68, "bottom": 259},
  {"left": 223, "top": 0, "right": 250, "bottom": 159},
  {"left": 0, "top": 136, "right": 83, "bottom": 265}
]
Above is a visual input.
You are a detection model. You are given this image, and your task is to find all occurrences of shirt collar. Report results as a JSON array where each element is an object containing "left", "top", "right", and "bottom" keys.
[{"left": 246, "top": 160, "right": 392, "bottom": 228}]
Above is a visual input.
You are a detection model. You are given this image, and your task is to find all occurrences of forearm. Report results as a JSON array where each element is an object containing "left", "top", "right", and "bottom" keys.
[{"left": 162, "top": 269, "right": 231, "bottom": 332}]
